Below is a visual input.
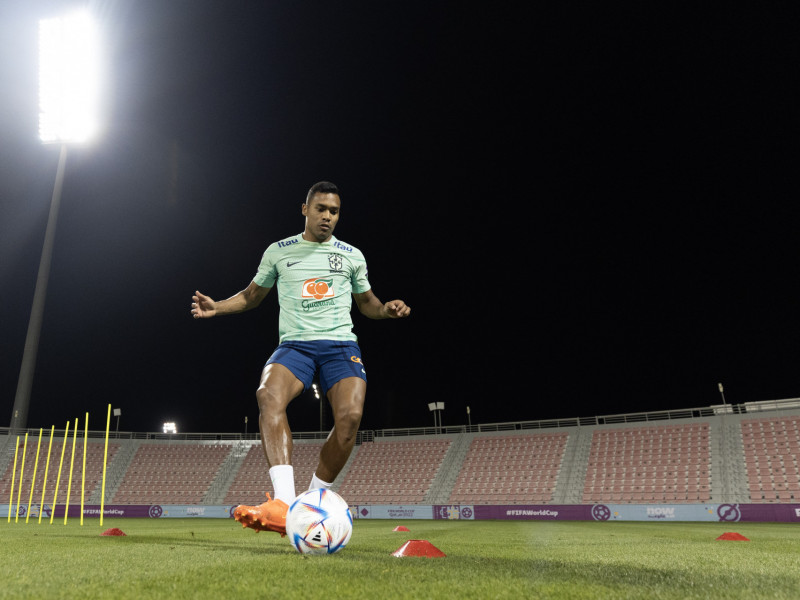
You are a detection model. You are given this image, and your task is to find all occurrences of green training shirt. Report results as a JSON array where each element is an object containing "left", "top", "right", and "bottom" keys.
[{"left": 253, "top": 233, "right": 371, "bottom": 343}]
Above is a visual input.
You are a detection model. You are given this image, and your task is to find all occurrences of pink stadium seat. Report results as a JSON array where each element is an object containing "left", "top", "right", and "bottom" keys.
[
  {"left": 0, "top": 440, "right": 120, "bottom": 508},
  {"left": 223, "top": 442, "right": 323, "bottom": 505},
  {"left": 582, "top": 424, "right": 712, "bottom": 504},
  {"left": 338, "top": 438, "right": 451, "bottom": 504},
  {"left": 10, "top": 413, "right": 798, "bottom": 510},
  {"left": 448, "top": 432, "right": 569, "bottom": 505},
  {"left": 113, "top": 443, "right": 230, "bottom": 505},
  {"left": 742, "top": 417, "right": 800, "bottom": 502}
]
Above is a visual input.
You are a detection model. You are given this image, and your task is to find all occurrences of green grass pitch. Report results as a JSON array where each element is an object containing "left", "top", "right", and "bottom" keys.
[{"left": 1, "top": 518, "right": 798, "bottom": 599}]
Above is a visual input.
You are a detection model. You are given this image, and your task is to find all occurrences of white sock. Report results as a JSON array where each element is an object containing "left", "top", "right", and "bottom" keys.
[
  {"left": 309, "top": 472, "right": 332, "bottom": 491},
  {"left": 269, "top": 465, "right": 296, "bottom": 504}
]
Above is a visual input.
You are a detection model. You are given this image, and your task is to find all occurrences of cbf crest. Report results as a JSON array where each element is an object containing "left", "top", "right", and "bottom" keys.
[{"left": 328, "top": 253, "right": 343, "bottom": 272}]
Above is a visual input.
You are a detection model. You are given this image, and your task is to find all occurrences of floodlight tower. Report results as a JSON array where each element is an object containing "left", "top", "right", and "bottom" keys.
[
  {"left": 428, "top": 402, "right": 445, "bottom": 432},
  {"left": 718, "top": 383, "right": 727, "bottom": 405},
  {"left": 9, "top": 10, "right": 101, "bottom": 432}
]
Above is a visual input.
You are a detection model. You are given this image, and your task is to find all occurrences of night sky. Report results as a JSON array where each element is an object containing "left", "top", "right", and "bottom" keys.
[{"left": 1, "top": 1, "right": 796, "bottom": 435}]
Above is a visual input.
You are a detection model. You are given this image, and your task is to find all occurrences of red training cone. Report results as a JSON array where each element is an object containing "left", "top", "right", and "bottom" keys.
[
  {"left": 393, "top": 525, "right": 410, "bottom": 532},
  {"left": 101, "top": 528, "right": 127, "bottom": 536},
  {"left": 716, "top": 532, "right": 749, "bottom": 541},
  {"left": 392, "top": 540, "right": 446, "bottom": 558}
]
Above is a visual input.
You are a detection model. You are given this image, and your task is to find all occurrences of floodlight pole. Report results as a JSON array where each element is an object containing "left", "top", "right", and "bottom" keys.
[
  {"left": 12, "top": 10, "right": 100, "bottom": 431},
  {"left": 10, "top": 144, "right": 68, "bottom": 432},
  {"left": 428, "top": 402, "right": 444, "bottom": 433}
]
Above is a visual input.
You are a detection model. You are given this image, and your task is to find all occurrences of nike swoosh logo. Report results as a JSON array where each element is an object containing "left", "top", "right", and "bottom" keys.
[{"left": 287, "top": 261, "right": 301, "bottom": 267}]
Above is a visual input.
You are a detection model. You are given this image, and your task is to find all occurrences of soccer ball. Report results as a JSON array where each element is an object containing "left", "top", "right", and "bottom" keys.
[{"left": 286, "top": 488, "right": 353, "bottom": 555}]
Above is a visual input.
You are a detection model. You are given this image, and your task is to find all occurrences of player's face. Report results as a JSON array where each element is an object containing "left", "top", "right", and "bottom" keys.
[{"left": 302, "top": 193, "right": 340, "bottom": 243}]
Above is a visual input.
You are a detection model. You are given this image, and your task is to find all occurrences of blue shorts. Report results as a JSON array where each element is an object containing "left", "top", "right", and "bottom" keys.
[{"left": 265, "top": 340, "right": 367, "bottom": 396}]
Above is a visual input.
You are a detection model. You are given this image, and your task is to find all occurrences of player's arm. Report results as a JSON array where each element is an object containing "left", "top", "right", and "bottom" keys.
[
  {"left": 191, "top": 281, "right": 271, "bottom": 319},
  {"left": 353, "top": 289, "right": 411, "bottom": 320}
]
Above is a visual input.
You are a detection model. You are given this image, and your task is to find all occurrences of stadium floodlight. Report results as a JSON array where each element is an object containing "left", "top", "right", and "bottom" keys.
[
  {"left": 38, "top": 10, "right": 101, "bottom": 144},
  {"left": 163, "top": 422, "right": 177, "bottom": 434},
  {"left": 428, "top": 402, "right": 445, "bottom": 431},
  {"left": 9, "top": 9, "right": 103, "bottom": 432},
  {"left": 312, "top": 383, "right": 324, "bottom": 431}
]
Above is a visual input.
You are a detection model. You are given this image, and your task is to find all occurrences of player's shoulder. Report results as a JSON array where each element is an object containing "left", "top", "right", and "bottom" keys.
[
  {"left": 330, "top": 237, "right": 365, "bottom": 260},
  {"left": 264, "top": 233, "right": 304, "bottom": 254}
]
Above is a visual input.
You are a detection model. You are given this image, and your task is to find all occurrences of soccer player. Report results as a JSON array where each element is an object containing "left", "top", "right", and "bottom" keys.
[{"left": 190, "top": 181, "right": 410, "bottom": 535}]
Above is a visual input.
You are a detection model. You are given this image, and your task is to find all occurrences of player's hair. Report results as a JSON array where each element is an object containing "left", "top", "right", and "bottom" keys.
[{"left": 306, "top": 181, "right": 339, "bottom": 204}]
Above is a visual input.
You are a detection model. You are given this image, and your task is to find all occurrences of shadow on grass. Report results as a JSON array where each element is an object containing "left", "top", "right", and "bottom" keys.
[{"left": 113, "top": 533, "right": 294, "bottom": 556}]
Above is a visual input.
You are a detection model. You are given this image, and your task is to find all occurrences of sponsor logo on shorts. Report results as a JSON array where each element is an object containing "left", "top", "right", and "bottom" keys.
[{"left": 350, "top": 356, "right": 362, "bottom": 364}]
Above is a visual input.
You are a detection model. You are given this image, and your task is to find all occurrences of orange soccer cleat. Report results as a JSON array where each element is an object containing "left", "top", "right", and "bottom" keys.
[{"left": 234, "top": 493, "right": 289, "bottom": 537}]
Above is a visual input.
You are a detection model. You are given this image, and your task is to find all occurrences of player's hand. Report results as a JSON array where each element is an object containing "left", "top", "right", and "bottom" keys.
[
  {"left": 191, "top": 290, "right": 217, "bottom": 319},
  {"left": 384, "top": 300, "right": 411, "bottom": 319}
]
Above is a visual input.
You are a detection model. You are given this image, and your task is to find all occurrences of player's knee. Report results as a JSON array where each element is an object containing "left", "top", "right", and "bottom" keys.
[
  {"left": 256, "top": 385, "right": 285, "bottom": 417},
  {"left": 334, "top": 407, "right": 362, "bottom": 442}
]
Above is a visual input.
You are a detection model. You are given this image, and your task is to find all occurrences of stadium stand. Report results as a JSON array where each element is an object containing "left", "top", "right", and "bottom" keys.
[
  {"left": 0, "top": 439, "right": 120, "bottom": 507},
  {"left": 112, "top": 443, "right": 230, "bottom": 505},
  {"left": 742, "top": 416, "right": 800, "bottom": 503},
  {"left": 4, "top": 401, "right": 800, "bottom": 507},
  {"left": 337, "top": 438, "right": 451, "bottom": 504},
  {"left": 223, "top": 440, "right": 325, "bottom": 505},
  {"left": 581, "top": 423, "right": 711, "bottom": 504},
  {"left": 448, "top": 432, "right": 568, "bottom": 504}
]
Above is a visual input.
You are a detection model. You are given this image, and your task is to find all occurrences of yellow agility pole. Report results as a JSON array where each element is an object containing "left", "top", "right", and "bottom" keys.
[
  {"left": 100, "top": 404, "right": 111, "bottom": 527},
  {"left": 50, "top": 421, "right": 70, "bottom": 525},
  {"left": 80, "top": 413, "right": 88, "bottom": 525},
  {"left": 14, "top": 433, "right": 29, "bottom": 523},
  {"left": 38, "top": 426, "right": 55, "bottom": 524},
  {"left": 25, "top": 429, "right": 44, "bottom": 523},
  {"left": 64, "top": 418, "right": 79, "bottom": 525},
  {"left": 7, "top": 436, "right": 20, "bottom": 523}
]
